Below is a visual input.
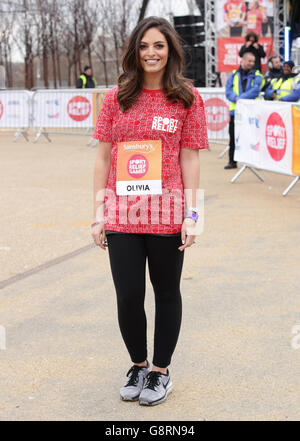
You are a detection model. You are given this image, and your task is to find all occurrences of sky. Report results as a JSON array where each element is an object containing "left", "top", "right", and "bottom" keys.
[{"left": 147, "top": 0, "right": 199, "bottom": 17}]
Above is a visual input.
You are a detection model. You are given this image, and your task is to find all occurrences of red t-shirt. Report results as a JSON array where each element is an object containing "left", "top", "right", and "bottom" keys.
[
  {"left": 246, "top": 8, "right": 263, "bottom": 35},
  {"left": 92, "top": 86, "right": 208, "bottom": 234}
]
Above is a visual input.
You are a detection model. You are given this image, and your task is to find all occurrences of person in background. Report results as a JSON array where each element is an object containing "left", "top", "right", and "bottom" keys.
[
  {"left": 259, "top": 0, "right": 269, "bottom": 36},
  {"left": 245, "top": 0, "right": 266, "bottom": 37},
  {"left": 224, "top": 0, "right": 246, "bottom": 37},
  {"left": 262, "top": 56, "right": 282, "bottom": 96},
  {"left": 76, "top": 65, "right": 97, "bottom": 88},
  {"left": 265, "top": 0, "right": 274, "bottom": 36},
  {"left": 264, "top": 60, "right": 300, "bottom": 102},
  {"left": 239, "top": 32, "right": 266, "bottom": 71},
  {"left": 225, "top": 52, "right": 263, "bottom": 169}
]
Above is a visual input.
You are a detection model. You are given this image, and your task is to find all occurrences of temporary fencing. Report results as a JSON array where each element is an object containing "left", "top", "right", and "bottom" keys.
[
  {"left": 232, "top": 99, "right": 300, "bottom": 195},
  {"left": 198, "top": 87, "right": 229, "bottom": 143},
  {"left": 0, "top": 90, "right": 32, "bottom": 141},
  {"left": 1, "top": 87, "right": 299, "bottom": 195},
  {"left": 0, "top": 87, "right": 229, "bottom": 145},
  {"left": 31, "top": 88, "right": 108, "bottom": 143}
]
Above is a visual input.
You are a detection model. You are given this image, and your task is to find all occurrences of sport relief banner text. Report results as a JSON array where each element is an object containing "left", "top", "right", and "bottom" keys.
[
  {"left": 218, "top": 37, "right": 273, "bottom": 73},
  {"left": 234, "top": 100, "right": 294, "bottom": 175}
]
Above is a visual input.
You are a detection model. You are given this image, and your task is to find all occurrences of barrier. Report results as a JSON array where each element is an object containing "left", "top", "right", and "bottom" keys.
[
  {"left": 232, "top": 99, "right": 300, "bottom": 196},
  {"left": 197, "top": 87, "right": 229, "bottom": 142},
  {"left": 31, "top": 88, "right": 109, "bottom": 143},
  {"left": 0, "top": 90, "right": 32, "bottom": 141},
  {"left": 0, "top": 87, "right": 230, "bottom": 145},
  {"left": 31, "top": 87, "right": 229, "bottom": 145},
  {"left": 197, "top": 87, "right": 230, "bottom": 158},
  {"left": 1, "top": 87, "right": 300, "bottom": 196}
]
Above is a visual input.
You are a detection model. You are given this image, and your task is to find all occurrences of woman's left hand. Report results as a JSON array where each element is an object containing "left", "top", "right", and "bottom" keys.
[{"left": 178, "top": 218, "right": 196, "bottom": 251}]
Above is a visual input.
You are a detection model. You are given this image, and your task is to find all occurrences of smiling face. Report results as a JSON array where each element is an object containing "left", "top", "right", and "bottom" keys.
[
  {"left": 241, "top": 52, "right": 255, "bottom": 71},
  {"left": 139, "top": 27, "right": 169, "bottom": 77},
  {"left": 283, "top": 64, "right": 292, "bottom": 76}
]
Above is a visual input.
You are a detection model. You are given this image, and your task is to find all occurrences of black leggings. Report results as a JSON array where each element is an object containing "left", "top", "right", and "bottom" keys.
[
  {"left": 106, "top": 233, "right": 184, "bottom": 368},
  {"left": 229, "top": 114, "right": 235, "bottom": 163}
]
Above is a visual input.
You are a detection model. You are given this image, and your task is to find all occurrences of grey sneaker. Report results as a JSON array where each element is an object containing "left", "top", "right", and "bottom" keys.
[
  {"left": 139, "top": 370, "right": 173, "bottom": 406},
  {"left": 120, "top": 361, "right": 150, "bottom": 401}
]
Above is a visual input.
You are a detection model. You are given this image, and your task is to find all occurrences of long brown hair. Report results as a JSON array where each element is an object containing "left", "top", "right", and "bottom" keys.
[{"left": 117, "top": 16, "right": 195, "bottom": 112}]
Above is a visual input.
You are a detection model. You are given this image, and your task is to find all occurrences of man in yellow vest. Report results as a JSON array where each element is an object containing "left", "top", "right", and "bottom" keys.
[
  {"left": 225, "top": 52, "right": 263, "bottom": 169},
  {"left": 76, "top": 65, "right": 97, "bottom": 89},
  {"left": 264, "top": 60, "right": 300, "bottom": 102}
]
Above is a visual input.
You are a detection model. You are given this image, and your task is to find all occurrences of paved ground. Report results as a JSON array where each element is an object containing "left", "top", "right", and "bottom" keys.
[{"left": 1, "top": 132, "right": 300, "bottom": 421}]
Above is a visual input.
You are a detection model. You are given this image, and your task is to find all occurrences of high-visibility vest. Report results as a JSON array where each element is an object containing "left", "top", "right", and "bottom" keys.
[
  {"left": 79, "top": 74, "right": 97, "bottom": 88},
  {"left": 270, "top": 77, "right": 293, "bottom": 99},
  {"left": 270, "top": 76, "right": 300, "bottom": 100},
  {"left": 229, "top": 69, "right": 263, "bottom": 112}
]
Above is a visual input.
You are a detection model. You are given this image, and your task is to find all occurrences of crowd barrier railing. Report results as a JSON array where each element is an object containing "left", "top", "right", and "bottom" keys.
[
  {"left": 1, "top": 87, "right": 230, "bottom": 146},
  {"left": 31, "top": 88, "right": 109, "bottom": 143},
  {"left": 1, "top": 87, "right": 300, "bottom": 195},
  {"left": 0, "top": 90, "right": 32, "bottom": 141},
  {"left": 197, "top": 87, "right": 229, "bottom": 146},
  {"left": 232, "top": 99, "right": 300, "bottom": 196}
]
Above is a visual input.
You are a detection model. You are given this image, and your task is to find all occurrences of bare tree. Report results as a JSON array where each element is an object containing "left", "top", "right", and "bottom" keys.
[
  {"left": 48, "top": 0, "right": 58, "bottom": 88},
  {"left": 20, "top": 0, "right": 37, "bottom": 89},
  {"left": 0, "top": 15, "right": 14, "bottom": 87},
  {"left": 99, "top": 0, "right": 141, "bottom": 77},
  {"left": 2, "top": 0, "right": 37, "bottom": 89},
  {"left": 138, "top": 0, "right": 150, "bottom": 22},
  {"left": 1, "top": 0, "right": 154, "bottom": 88},
  {"left": 61, "top": 28, "right": 76, "bottom": 87},
  {"left": 36, "top": 0, "right": 51, "bottom": 88},
  {"left": 81, "top": 0, "right": 99, "bottom": 70},
  {"left": 63, "top": 0, "right": 88, "bottom": 84}
]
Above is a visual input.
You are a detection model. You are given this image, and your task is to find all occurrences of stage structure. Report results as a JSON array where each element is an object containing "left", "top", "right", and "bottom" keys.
[
  {"left": 273, "top": 0, "right": 289, "bottom": 59},
  {"left": 204, "top": 0, "right": 217, "bottom": 87},
  {"left": 203, "top": 0, "right": 288, "bottom": 87}
]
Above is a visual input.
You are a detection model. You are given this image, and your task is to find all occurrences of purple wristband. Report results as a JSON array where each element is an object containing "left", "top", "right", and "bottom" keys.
[{"left": 184, "top": 211, "right": 198, "bottom": 222}]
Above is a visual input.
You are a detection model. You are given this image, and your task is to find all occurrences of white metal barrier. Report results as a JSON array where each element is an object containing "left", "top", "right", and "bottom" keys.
[
  {"left": 197, "top": 87, "right": 229, "bottom": 141},
  {"left": 0, "top": 87, "right": 230, "bottom": 146},
  {"left": 197, "top": 87, "right": 229, "bottom": 157},
  {"left": 31, "top": 88, "right": 109, "bottom": 143},
  {"left": 0, "top": 90, "right": 32, "bottom": 141},
  {"left": 232, "top": 99, "right": 300, "bottom": 196}
]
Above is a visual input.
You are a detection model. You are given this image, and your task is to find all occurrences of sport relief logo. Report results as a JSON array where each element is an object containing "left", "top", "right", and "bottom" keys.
[
  {"left": 0, "top": 100, "right": 3, "bottom": 120},
  {"left": 265, "top": 112, "right": 287, "bottom": 162},
  {"left": 205, "top": 98, "right": 229, "bottom": 131},
  {"left": 152, "top": 116, "right": 178, "bottom": 133},
  {"left": 127, "top": 154, "right": 149, "bottom": 179},
  {"left": 67, "top": 96, "right": 91, "bottom": 122}
]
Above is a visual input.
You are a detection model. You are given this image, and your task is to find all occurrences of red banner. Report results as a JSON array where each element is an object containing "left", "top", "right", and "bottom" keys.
[{"left": 217, "top": 37, "right": 273, "bottom": 72}]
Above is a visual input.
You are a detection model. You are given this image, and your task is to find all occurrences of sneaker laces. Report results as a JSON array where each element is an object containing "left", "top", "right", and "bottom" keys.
[
  {"left": 125, "top": 365, "right": 145, "bottom": 387},
  {"left": 144, "top": 371, "right": 162, "bottom": 391}
]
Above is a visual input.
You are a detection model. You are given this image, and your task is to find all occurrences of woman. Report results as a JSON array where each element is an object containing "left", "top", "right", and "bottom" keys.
[{"left": 91, "top": 16, "right": 208, "bottom": 406}]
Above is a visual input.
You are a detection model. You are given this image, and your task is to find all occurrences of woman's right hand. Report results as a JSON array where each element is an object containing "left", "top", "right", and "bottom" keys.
[{"left": 91, "top": 221, "right": 107, "bottom": 250}]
